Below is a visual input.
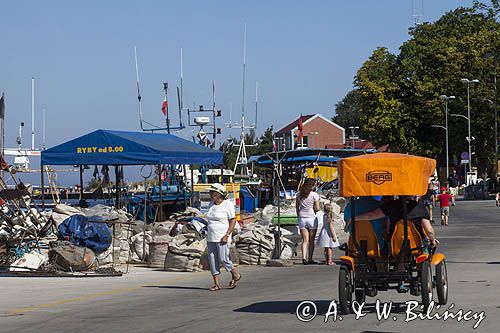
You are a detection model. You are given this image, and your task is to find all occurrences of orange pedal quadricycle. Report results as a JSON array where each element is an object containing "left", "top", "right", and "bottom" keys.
[{"left": 337, "top": 153, "right": 448, "bottom": 314}]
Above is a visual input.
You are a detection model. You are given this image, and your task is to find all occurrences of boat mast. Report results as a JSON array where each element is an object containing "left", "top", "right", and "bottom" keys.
[
  {"left": 134, "top": 46, "right": 184, "bottom": 133},
  {"left": 134, "top": 47, "right": 145, "bottom": 131},
  {"left": 255, "top": 81, "right": 258, "bottom": 127},
  {"left": 31, "top": 77, "right": 35, "bottom": 150},
  {"left": 180, "top": 48, "right": 183, "bottom": 110},
  {"left": 233, "top": 25, "right": 257, "bottom": 178},
  {"left": 42, "top": 108, "right": 46, "bottom": 149}
]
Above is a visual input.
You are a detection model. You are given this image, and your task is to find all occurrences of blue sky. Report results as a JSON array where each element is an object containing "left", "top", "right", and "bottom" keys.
[{"left": 1, "top": 0, "right": 474, "bottom": 185}]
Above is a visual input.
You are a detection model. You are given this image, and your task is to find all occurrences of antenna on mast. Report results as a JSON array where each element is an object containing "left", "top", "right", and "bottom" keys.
[
  {"left": 42, "top": 108, "right": 46, "bottom": 149},
  {"left": 134, "top": 47, "right": 144, "bottom": 128},
  {"left": 254, "top": 81, "right": 258, "bottom": 128},
  {"left": 186, "top": 81, "right": 221, "bottom": 148},
  {"left": 180, "top": 48, "right": 183, "bottom": 110},
  {"left": 231, "top": 24, "right": 257, "bottom": 179},
  {"left": 134, "top": 46, "right": 184, "bottom": 132},
  {"left": 412, "top": 0, "right": 423, "bottom": 25},
  {"left": 241, "top": 24, "right": 246, "bottom": 122}
]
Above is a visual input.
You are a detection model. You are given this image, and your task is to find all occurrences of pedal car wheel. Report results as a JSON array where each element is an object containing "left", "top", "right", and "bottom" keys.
[
  {"left": 338, "top": 266, "right": 353, "bottom": 314},
  {"left": 355, "top": 288, "right": 366, "bottom": 304},
  {"left": 421, "top": 261, "right": 433, "bottom": 310},
  {"left": 435, "top": 260, "right": 448, "bottom": 305}
]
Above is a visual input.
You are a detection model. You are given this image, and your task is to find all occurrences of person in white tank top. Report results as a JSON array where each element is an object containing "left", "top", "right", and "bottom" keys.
[{"left": 296, "top": 178, "right": 321, "bottom": 265}]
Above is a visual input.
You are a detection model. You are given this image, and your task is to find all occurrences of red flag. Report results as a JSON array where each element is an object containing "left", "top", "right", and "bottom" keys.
[
  {"left": 297, "top": 114, "right": 304, "bottom": 145},
  {"left": 0, "top": 155, "right": 9, "bottom": 171},
  {"left": 272, "top": 138, "right": 278, "bottom": 152},
  {"left": 161, "top": 97, "right": 168, "bottom": 116}
]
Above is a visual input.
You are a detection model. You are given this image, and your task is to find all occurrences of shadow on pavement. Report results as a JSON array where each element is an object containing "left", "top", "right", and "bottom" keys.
[
  {"left": 234, "top": 300, "right": 409, "bottom": 315},
  {"left": 446, "top": 261, "right": 500, "bottom": 264},
  {"left": 234, "top": 300, "right": 331, "bottom": 314},
  {"left": 142, "top": 285, "right": 207, "bottom": 290}
]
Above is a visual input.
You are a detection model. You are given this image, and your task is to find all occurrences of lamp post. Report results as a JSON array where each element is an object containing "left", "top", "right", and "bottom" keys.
[
  {"left": 494, "top": 67, "right": 498, "bottom": 178},
  {"left": 460, "top": 78, "right": 479, "bottom": 185},
  {"left": 450, "top": 113, "right": 474, "bottom": 186},
  {"left": 431, "top": 124, "right": 448, "bottom": 179},
  {"left": 348, "top": 126, "right": 359, "bottom": 149},
  {"left": 309, "top": 131, "right": 319, "bottom": 148},
  {"left": 438, "top": 95, "right": 455, "bottom": 180},
  {"left": 486, "top": 52, "right": 498, "bottom": 178},
  {"left": 483, "top": 98, "right": 497, "bottom": 178}
]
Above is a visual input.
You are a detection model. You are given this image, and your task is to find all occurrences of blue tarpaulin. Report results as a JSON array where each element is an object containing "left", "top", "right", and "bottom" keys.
[
  {"left": 41, "top": 129, "right": 223, "bottom": 166},
  {"left": 58, "top": 214, "right": 112, "bottom": 255}
]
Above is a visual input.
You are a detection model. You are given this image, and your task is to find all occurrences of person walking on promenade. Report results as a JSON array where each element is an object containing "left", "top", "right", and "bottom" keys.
[
  {"left": 423, "top": 182, "right": 435, "bottom": 224},
  {"left": 296, "top": 178, "right": 321, "bottom": 265},
  {"left": 496, "top": 177, "right": 500, "bottom": 207},
  {"left": 206, "top": 183, "right": 241, "bottom": 291},
  {"left": 438, "top": 187, "right": 453, "bottom": 226},
  {"left": 447, "top": 169, "right": 460, "bottom": 206},
  {"left": 432, "top": 176, "right": 440, "bottom": 207}
]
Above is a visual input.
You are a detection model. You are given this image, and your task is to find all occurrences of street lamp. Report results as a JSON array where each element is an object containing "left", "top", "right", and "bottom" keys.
[
  {"left": 348, "top": 126, "right": 359, "bottom": 149},
  {"left": 482, "top": 98, "right": 498, "bottom": 180},
  {"left": 438, "top": 95, "right": 455, "bottom": 180},
  {"left": 486, "top": 51, "right": 498, "bottom": 178},
  {"left": 309, "top": 131, "right": 319, "bottom": 148},
  {"left": 450, "top": 113, "right": 470, "bottom": 184},
  {"left": 483, "top": 99, "right": 497, "bottom": 180},
  {"left": 460, "top": 78, "right": 479, "bottom": 185}
]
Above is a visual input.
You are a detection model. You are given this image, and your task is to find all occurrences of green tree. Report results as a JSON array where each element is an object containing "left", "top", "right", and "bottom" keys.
[
  {"left": 254, "top": 126, "right": 275, "bottom": 155},
  {"left": 333, "top": 89, "right": 363, "bottom": 131},
  {"left": 354, "top": 47, "right": 407, "bottom": 150},
  {"left": 351, "top": 0, "right": 499, "bottom": 176}
]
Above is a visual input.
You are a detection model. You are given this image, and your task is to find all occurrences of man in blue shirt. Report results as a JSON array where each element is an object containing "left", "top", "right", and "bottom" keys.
[{"left": 344, "top": 196, "right": 389, "bottom": 255}]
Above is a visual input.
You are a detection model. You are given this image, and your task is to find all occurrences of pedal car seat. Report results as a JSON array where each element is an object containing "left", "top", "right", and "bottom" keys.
[
  {"left": 390, "top": 220, "right": 424, "bottom": 257},
  {"left": 348, "top": 220, "right": 380, "bottom": 258}
]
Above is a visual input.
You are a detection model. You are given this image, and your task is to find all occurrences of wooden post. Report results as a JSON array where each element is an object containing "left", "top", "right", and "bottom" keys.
[
  {"left": 190, "top": 166, "right": 194, "bottom": 206},
  {"left": 41, "top": 163, "right": 45, "bottom": 209},
  {"left": 158, "top": 164, "right": 163, "bottom": 221},
  {"left": 114, "top": 166, "right": 120, "bottom": 208},
  {"left": 79, "top": 165, "right": 84, "bottom": 201}
]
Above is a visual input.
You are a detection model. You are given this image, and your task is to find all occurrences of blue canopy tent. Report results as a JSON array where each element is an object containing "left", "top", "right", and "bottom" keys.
[
  {"left": 40, "top": 129, "right": 223, "bottom": 210},
  {"left": 41, "top": 129, "right": 223, "bottom": 166}
]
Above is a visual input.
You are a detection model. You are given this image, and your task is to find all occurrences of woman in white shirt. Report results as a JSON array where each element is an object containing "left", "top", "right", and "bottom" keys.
[
  {"left": 296, "top": 178, "right": 321, "bottom": 265},
  {"left": 206, "top": 183, "right": 241, "bottom": 291}
]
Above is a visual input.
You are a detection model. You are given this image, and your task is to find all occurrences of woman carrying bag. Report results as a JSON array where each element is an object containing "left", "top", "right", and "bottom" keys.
[{"left": 206, "top": 183, "right": 242, "bottom": 291}]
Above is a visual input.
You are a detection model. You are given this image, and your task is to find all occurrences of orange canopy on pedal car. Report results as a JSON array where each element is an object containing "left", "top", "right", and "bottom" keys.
[{"left": 339, "top": 153, "right": 436, "bottom": 197}]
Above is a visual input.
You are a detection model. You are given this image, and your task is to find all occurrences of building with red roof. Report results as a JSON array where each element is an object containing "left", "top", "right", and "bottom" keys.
[{"left": 275, "top": 114, "right": 345, "bottom": 150}]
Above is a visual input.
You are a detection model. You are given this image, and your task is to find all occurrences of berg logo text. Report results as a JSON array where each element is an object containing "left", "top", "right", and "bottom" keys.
[{"left": 366, "top": 170, "right": 392, "bottom": 185}]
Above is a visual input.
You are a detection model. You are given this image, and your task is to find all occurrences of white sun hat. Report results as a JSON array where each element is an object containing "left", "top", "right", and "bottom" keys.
[{"left": 209, "top": 183, "right": 227, "bottom": 198}]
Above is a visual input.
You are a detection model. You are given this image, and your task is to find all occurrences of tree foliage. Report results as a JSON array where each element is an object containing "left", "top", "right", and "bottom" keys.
[
  {"left": 338, "top": 1, "right": 500, "bottom": 175},
  {"left": 333, "top": 89, "right": 362, "bottom": 132}
]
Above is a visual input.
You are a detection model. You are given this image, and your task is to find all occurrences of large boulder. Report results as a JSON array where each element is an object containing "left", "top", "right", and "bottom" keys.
[{"left": 48, "top": 241, "right": 95, "bottom": 271}]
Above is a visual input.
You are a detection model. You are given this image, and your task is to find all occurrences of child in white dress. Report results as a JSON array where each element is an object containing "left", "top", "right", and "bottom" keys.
[{"left": 317, "top": 203, "right": 340, "bottom": 265}]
